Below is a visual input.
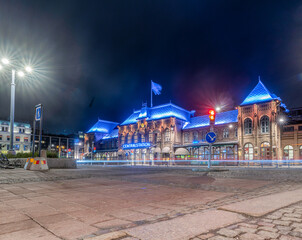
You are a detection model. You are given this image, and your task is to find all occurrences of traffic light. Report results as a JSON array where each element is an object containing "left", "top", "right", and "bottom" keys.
[
  {"left": 209, "top": 109, "right": 216, "bottom": 122},
  {"left": 93, "top": 147, "right": 96, "bottom": 153}
]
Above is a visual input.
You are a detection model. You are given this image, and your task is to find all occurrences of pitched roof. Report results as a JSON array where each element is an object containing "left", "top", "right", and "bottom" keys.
[
  {"left": 87, "top": 119, "right": 119, "bottom": 134},
  {"left": 241, "top": 80, "right": 281, "bottom": 106},
  {"left": 121, "top": 103, "right": 194, "bottom": 125},
  {"left": 183, "top": 109, "right": 238, "bottom": 129},
  {"left": 102, "top": 129, "right": 119, "bottom": 139}
]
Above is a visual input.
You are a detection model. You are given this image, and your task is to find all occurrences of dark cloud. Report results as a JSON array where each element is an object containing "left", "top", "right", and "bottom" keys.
[{"left": 0, "top": 0, "right": 301, "bottom": 133}]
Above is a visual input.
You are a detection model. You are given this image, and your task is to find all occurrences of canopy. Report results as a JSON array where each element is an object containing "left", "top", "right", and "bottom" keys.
[
  {"left": 162, "top": 147, "right": 170, "bottom": 153},
  {"left": 175, "top": 148, "right": 190, "bottom": 155}
]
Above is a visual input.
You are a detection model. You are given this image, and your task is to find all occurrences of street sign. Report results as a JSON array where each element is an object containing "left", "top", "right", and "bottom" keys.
[
  {"left": 35, "top": 105, "right": 42, "bottom": 121},
  {"left": 206, "top": 132, "right": 217, "bottom": 144}
]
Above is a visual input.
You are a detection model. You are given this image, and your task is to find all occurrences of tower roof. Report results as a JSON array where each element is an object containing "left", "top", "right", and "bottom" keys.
[
  {"left": 240, "top": 79, "right": 281, "bottom": 106},
  {"left": 87, "top": 119, "right": 119, "bottom": 134}
]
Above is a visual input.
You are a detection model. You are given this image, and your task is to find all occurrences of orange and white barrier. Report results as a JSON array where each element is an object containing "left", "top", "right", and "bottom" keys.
[{"left": 24, "top": 157, "right": 48, "bottom": 171}]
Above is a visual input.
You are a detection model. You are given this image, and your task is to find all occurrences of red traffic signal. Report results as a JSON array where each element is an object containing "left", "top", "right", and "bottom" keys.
[{"left": 209, "top": 109, "right": 216, "bottom": 121}]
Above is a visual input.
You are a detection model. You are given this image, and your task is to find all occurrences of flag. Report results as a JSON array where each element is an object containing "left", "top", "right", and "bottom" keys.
[{"left": 151, "top": 81, "right": 162, "bottom": 95}]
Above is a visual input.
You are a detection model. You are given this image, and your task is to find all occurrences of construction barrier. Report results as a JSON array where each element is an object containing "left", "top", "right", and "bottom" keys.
[
  {"left": 25, "top": 157, "right": 49, "bottom": 171},
  {"left": 24, "top": 157, "right": 34, "bottom": 170}
]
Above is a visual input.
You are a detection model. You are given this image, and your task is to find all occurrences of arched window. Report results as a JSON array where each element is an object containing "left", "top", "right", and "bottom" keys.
[
  {"left": 244, "top": 143, "right": 253, "bottom": 160},
  {"left": 131, "top": 134, "right": 135, "bottom": 144},
  {"left": 164, "top": 129, "right": 170, "bottom": 142},
  {"left": 260, "top": 116, "right": 269, "bottom": 133},
  {"left": 137, "top": 133, "right": 142, "bottom": 143},
  {"left": 284, "top": 145, "right": 294, "bottom": 160},
  {"left": 260, "top": 142, "right": 270, "bottom": 160},
  {"left": 193, "top": 131, "right": 198, "bottom": 141},
  {"left": 244, "top": 118, "right": 252, "bottom": 135},
  {"left": 223, "top": 128, "right": 229, "bottom": 138},
  {"left": 141, "top": 133, "right": 145, "bottom": 143},
  {"left": 184, "top": 132, "right": 190, "bottom": 143}
]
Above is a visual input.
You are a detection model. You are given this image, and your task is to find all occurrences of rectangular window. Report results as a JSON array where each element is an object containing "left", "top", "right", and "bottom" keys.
[
  {"left": 24, "top": 137, "right": 29, "bottom": 142},
  {"left": 0, "top": 135, "right": 2, "bottom": 141},
  {"left": 7, "top": 145, "right": 9, "bottom": 150},
  {"left": 298, "top": 126, "right": 302, "bottom": 131},
  {"left": 7, "top": 136, "right": 10, "bottom": 141},
  {"left": 15, "top": 136, "right": 20, "bottom": 142},
  {"left": 15, "top": 144, "right": 20, "bottom": 150},
  {"left": 283, "top": 126, "right": 294, "bottom": 132},
  {"left": 24, "top": 145, "right": 28, "bottom": 151}
]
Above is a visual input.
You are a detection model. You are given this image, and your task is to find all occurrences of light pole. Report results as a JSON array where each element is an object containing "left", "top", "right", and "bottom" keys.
[{"left": 0, "top": 58, "right": 33, "bottom": 154}]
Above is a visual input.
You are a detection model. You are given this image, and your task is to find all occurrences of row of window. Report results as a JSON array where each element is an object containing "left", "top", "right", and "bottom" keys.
[
  {"left": 244, "top": 116, "right": 269, "bottom": 135},
  {"left": 0, "top": 127, "right": 27, "bottom": 133},
  {"left": 283, "top": 126, "right": 302, "bottom": 132},
  {"left": 3, "top": 144, "right": 29, "bottom": 151},
  {"left": 244, "top": 142, "right": 302, "bottom": 160},
  {"left": 0, "top": 135, "right": 29, "bottom": 142},
  {"left": 184, "top": 128, "right": 238, "bottom": 143}
]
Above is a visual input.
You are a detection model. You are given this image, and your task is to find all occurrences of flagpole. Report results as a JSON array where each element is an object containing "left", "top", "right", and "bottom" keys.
[{"left": 151, "top": 80, "right": 153, "bottom": 108}]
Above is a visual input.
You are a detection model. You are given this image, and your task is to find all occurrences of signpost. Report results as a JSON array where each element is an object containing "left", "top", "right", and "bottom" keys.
[
  {"left": 32, "top": 104, "right": 43, "bottom": 157},
  {"left": 206, "top": 131, "right": 216, "bottom": 168}
]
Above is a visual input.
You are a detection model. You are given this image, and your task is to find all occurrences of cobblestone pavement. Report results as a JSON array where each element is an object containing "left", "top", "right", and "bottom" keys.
[
  {"left": 1, "top": 166, "right": 302, "bottom": 239},
  {"left": 191, "top": 202, "right": 302, "bottom": 240}
]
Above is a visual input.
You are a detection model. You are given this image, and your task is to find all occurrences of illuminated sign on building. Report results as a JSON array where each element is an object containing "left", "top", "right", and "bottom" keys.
[{"left": 122, "top": 142, "right": 151, "bottom": 149}]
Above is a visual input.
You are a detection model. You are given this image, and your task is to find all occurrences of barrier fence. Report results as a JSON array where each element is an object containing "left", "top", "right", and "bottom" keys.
[{"left": 76, "top": 159, "right": 302, "bottom": 168}]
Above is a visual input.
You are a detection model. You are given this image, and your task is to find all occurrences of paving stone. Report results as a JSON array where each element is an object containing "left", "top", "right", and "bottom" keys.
[
  {"left": 238, "top": 226, "right": 257, "bottom": 233},
  {"left": 273, "top": 220, "right": 291, "bottom": 226},
  {"left": 238, "top": 223, "right": 258, "bottom": 229},
  {"left": 208, "top": 236, "right": 234, "bottom": 240},
  {"left": 279, "top": 235, "right": 302, "bottom": 240},
  {"left": 198, "top": 233, "right": 214, "bottom": 239},
  {"left": 257, "top": 221, "right": 275, "bottom": 227},
  {"left": 257, "top": 230, "right": 279, "bottom": 239},
  {"left": 258, "top": 226, "right": 278, "bottom": 233},
  {"left": 217, "top": 228, "right": 240, "bottom": 238},
  {"left": 290, "top": 231, "right": 302, "bottom": 238},
  {"left": 239, "top": 233, "right": 265, "bottom": 240},
  {"left": 281, "top": 217, "right": 302, "bottom": 223}
]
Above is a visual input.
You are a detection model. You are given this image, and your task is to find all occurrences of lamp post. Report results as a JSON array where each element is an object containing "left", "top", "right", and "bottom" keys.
[{"left": 0, "top": 58, "right": 32, "bottom": 154}]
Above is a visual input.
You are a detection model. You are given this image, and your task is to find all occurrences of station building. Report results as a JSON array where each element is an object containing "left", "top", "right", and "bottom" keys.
[{"left": 85, "top": 80, "right": 302, "bottom": 161}]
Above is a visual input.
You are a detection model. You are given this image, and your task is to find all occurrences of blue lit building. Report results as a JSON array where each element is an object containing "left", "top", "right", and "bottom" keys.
[{"left": 86, "top": 79, "right": 302, "bottom": 162}]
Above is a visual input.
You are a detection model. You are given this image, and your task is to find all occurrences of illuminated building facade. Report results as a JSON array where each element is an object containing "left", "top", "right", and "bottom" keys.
[
  {"left": 86, "top": 79, "right": 302, "bottom": 161},
  {"left": 0, "top": 120, "right": 31, "bottom": 152}
]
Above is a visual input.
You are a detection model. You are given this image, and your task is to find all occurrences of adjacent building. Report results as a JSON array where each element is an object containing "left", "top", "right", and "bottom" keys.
[
  {"left": 0, "top": 120, "right": 31, "bottom": 152},
  {"left": 85, "top": 79, "right": 302, "bottom": 161}
]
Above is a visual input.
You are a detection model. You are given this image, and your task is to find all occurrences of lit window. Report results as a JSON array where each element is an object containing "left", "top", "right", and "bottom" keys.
[
  {"left": 244, "top": 143, "right": 253, "bottom": 160},
  {"left": 284, "top": 145, "right": 294, "bottom": 160},
  {"left": 260, "top": 116, "right": 269, "bottom": 133},
  {"left": 184, "top": 132, "right": 190, "bottom": 143},
  {"left": 193, "top": 131, "right": 198, "bottom": 141},
  {"left": 15, "top": 136, "right": 20, "bottom": 142},
  {"left": 244, "top": 118, "right": 252, "bottom": 135},
  {"left": 223, "top": 129, "right": 229, "bottom": 138},
  {"left": 24, "top": 137, "right": 29, "bottom": 142},
  {"left": 164, "top": 129, "right": 170, "bottom": 142}
]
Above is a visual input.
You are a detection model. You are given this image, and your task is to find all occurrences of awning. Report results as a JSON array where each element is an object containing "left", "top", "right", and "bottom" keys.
[
  {"left": 175, "top": 148, "right": 190, "bottom": 155},
  {"left": 154, "top": 147, "right": 161, "bottom": 153},
  {"left": 162, "top": 146, "right": 170, "bottom": 153}
]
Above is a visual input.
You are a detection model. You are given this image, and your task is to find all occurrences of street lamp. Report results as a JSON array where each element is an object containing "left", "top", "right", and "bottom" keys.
[{"left": 1, "top": 57, "right": 33, "bottom": 154}]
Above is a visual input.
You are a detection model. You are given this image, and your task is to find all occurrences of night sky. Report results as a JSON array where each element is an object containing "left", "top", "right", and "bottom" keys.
[{"left": 0, "top": 0, "right": 302, "bottom": 133}]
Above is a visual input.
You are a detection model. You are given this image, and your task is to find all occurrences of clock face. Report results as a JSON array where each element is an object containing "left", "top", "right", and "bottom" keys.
[{"left": 141, "top": 123, "right": 144, "bottom": 128}]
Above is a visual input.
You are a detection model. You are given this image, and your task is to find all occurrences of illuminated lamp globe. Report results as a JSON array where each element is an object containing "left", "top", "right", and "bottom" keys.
[
  {"left": 1, "top": 58, "right": 9, "bottom": 65},
  {"left": 18, "top": 71, "right": 25, "bottom": 77},
  {"left": 25, "top": 66, "right": 32, "bottom": 73}
]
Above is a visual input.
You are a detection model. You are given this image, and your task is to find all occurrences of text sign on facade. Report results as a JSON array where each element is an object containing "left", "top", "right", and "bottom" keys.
[
  {"left": 35, "top": 105, "right": 42, "bottom": 121},
  {"left": 122, "top": 142, "right": 151, "bottom": 149},
  {"left": 206, "top": 132, "right": 217, "bottom": 144}
]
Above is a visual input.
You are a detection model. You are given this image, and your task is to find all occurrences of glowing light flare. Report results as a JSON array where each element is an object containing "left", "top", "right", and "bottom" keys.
[
  {"left": 1, "top": 58, "right": 9, "bottom": 65},
  {"left": 17, "top": 71, "right": 25, "bottom": 77},
  {"left": 216, "top": 106, "right": 221, "bottom": 112},
  {"left": 25, "top": 66, "right": 32, "bottom": 73}
]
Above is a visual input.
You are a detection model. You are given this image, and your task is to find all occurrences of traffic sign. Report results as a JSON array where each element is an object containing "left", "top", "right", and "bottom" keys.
[
  {"left": 206, "top": 132, "right": 217, "bottom": 144},
  {"left": 35, "top": 105, "right": 42, "bottom": 121}
]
